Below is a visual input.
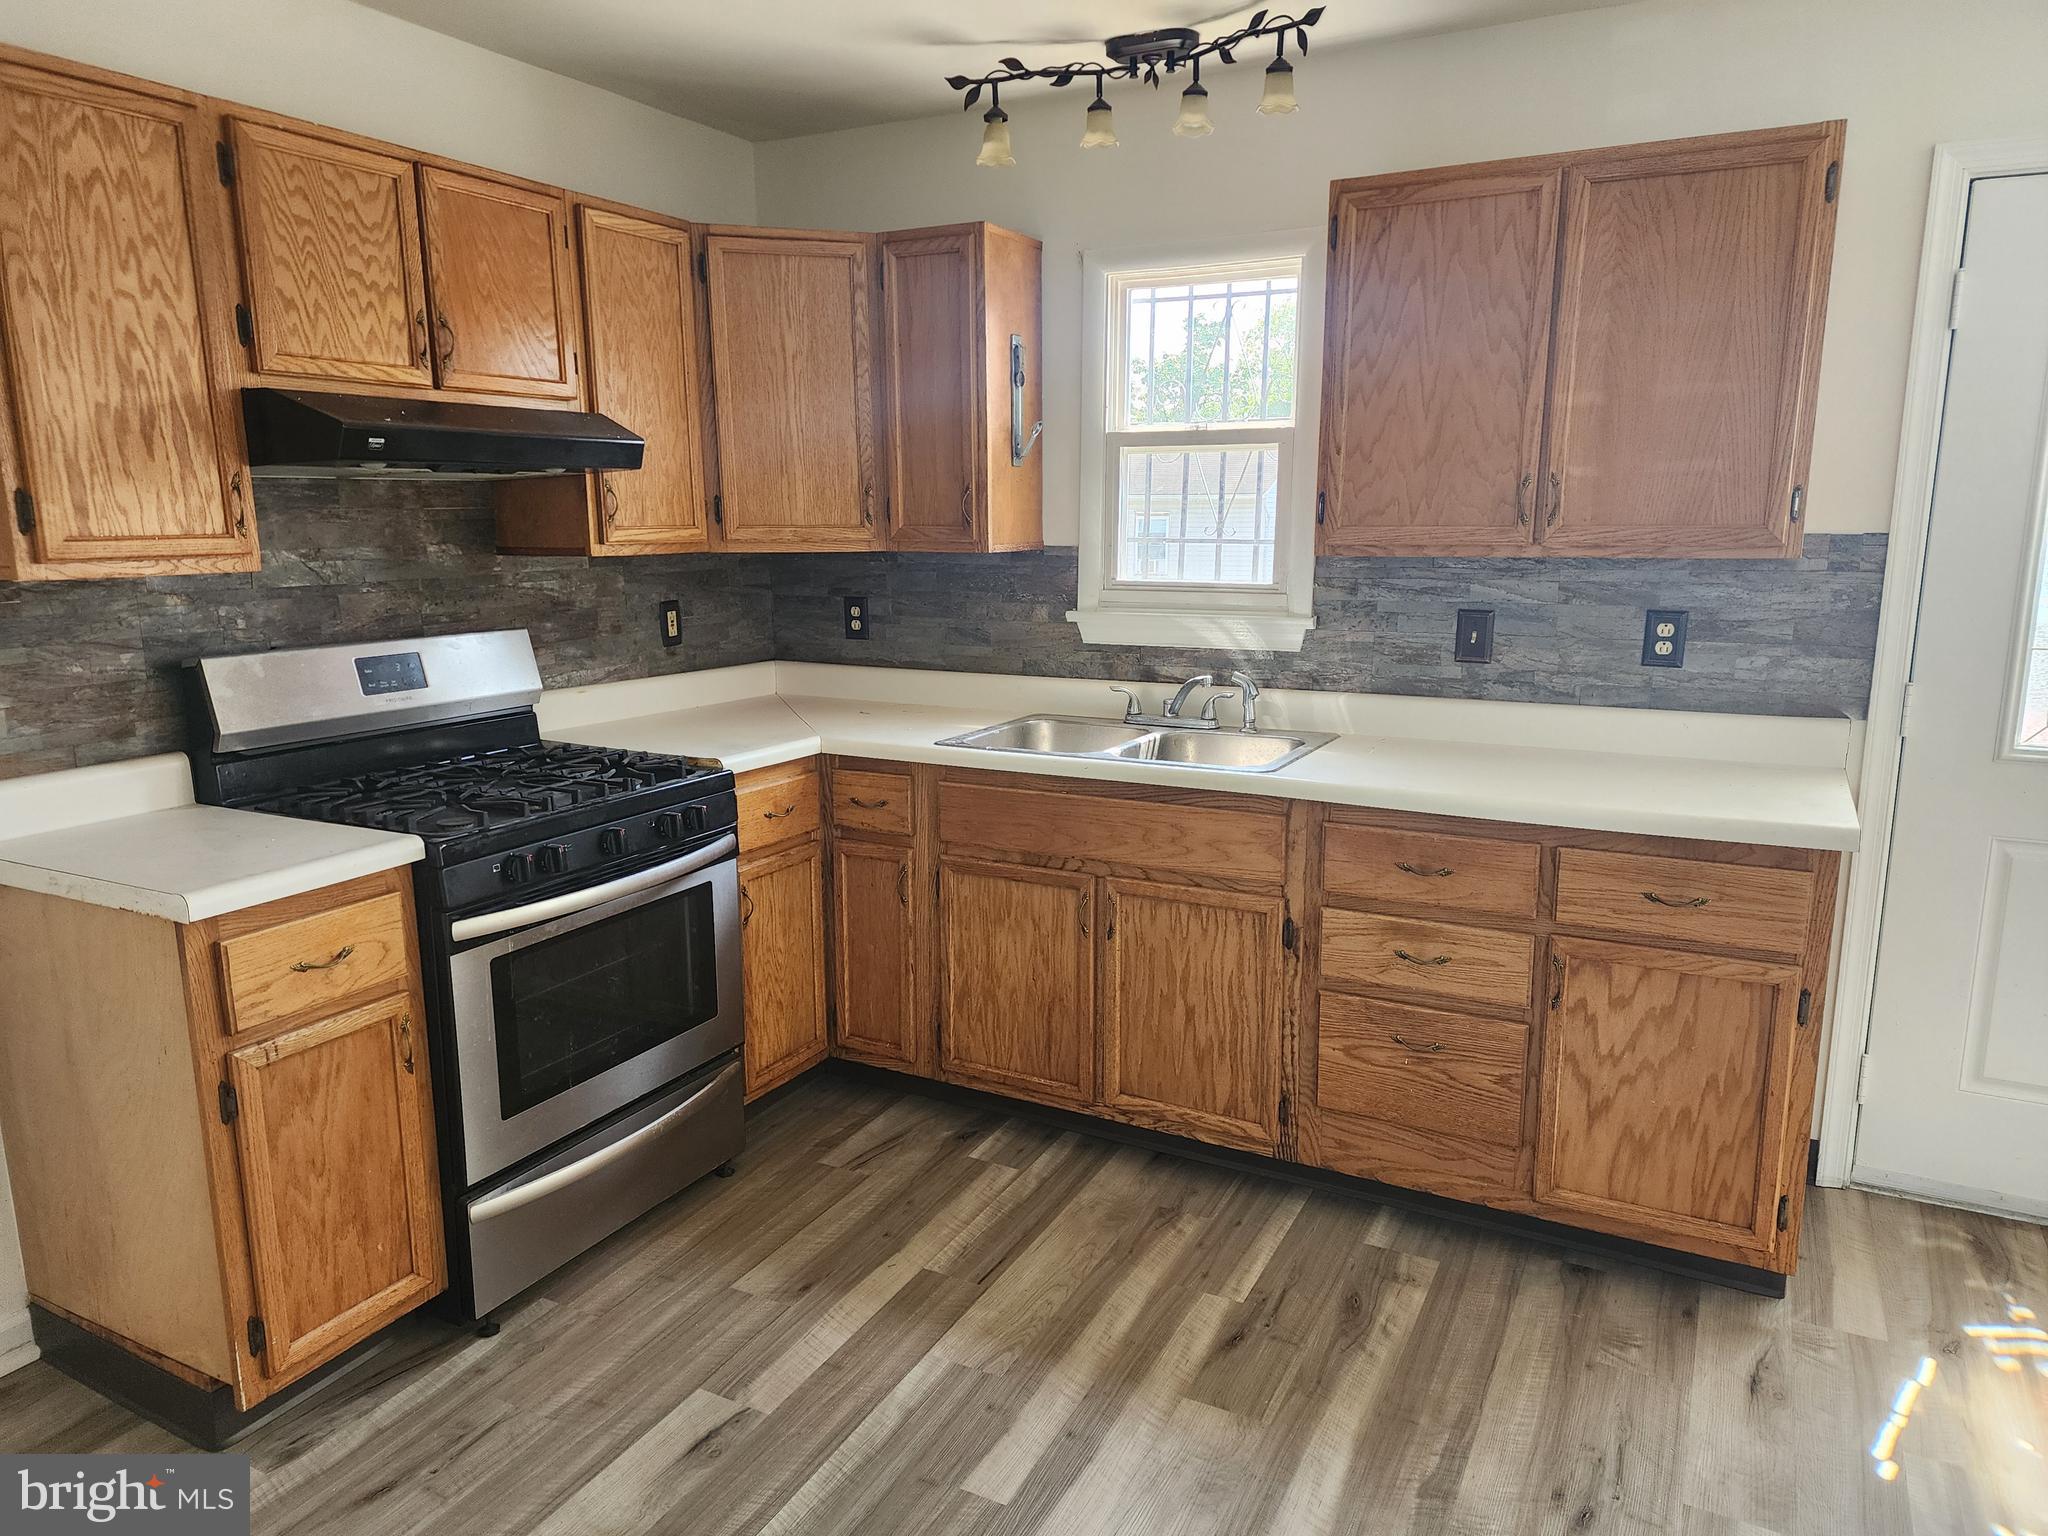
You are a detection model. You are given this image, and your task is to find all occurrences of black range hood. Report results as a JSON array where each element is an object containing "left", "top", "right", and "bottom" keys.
[{"left": 242, "top": 389, "right": 644, "bottom": 479}]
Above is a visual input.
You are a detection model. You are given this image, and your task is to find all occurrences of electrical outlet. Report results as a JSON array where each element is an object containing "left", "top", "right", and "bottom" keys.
[
  {"left": 658, "top": 599, "right": 682, "bottom": 649},
  {"left": 843, "top": 595, "right": 870, "bottom": 641},
  {"left": 1454, "top": 608, "right": 1495, "bottom": 664},
  {"left": 1642, "top": 609, "right": 1687, "bottom": 667}
]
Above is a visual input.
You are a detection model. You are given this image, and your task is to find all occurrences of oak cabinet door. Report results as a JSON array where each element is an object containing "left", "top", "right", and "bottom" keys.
[
  {"left": 419, "top": 165, "right": 578, "bottom": 400},
  {"left": 704, "top": 231, "right": 878, "bottom": 549},
  {"left": 1101, "top": 879, "right": 1283, "bottom": 1153},
  {"left": 0, "top": 62, "right": 253, "bottom": 574},
  {"left": 228, "top": 118, "right": 430, "bottom": 387},
  {"left": 740, "top": 839, "right": 829, "bottom": 1099},
  {"left": 580, "top": 207, "right": 708, "bottom": 551},
  {"left": 1536, "top": 936, "right": 1802, "bottom": 1258},
  {"left": 1539, "top": 126, "right": 1841, "bottom": 556},
  {"left": 831, "top": 840, "right": 921, "bottom": 1070},
  {"left": 1318, "top": 170, "right": 1559, "bottom": 555},
  {"left": 938, "top": 857, "right": 1094, "bottom": 1107},
  {"left": 226, "top": 994, "right": 442, "bottom": 1380},
  {"left": 880, "top": 230, "right": 979, "bottom": 550}
]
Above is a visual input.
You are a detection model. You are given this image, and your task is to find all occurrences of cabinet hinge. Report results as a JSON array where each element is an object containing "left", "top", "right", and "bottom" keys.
[
  {"left": 1316, "top": 489, "right": 1327, "bottom": 526},
  {"left": 1328, "top": 212, "right": 1338, "bottom": 250},
  {"left": 696, "top": 250, "right": 709, "bottom": 284},
  {"left": 1948, "top": 267, "right": 1968, "bottom": 332},
  {"left": 234, "top": 303, "right": 254, "bottom": 349},
  {"left": 217, "top": 1081, "right": 238, "bottom": 1126},
  {"left": 1775, "top": 1194, "right": 1790, "bottom": 1232},
  {"left": 711, "top": 493, "right": 723, "bottom": 528},
  {"left": 1276, "top": 1091, "right": 1291, "bottom": 1128},
  {"left": 1796, "top": 988, "right": 1812, "bottom": 1027},
  {"left": 1898, "top": 680, "right": 1918, "bottom": 738},
  {"left": 1856, "top": 1052, "right": 1875, "bottom": 1105},
  {"left": 1788, "top": 484, "right": 1804, "bottom": 523},
  {"left": 1281, "top": 915, "right": 1298, "bottom": 953},
  {"left": 247, "top": 1315, "right": 266, "bottom": 1357},
  {"left": 12, "top": 487, "right": 33, "bottom": 536},
  {"left": 215, "top": 140, "right": 236, "bottom": 188},
  {"left": 1823, "top": 160, "right": 1839, "bottom": 203}
]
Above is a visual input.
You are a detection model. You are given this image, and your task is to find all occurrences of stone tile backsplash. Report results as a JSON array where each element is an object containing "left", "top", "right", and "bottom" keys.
[{"left": 0, "top": 477, "right": 1883, "bottom": 781}]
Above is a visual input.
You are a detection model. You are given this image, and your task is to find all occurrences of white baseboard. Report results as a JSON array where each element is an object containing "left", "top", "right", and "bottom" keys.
[{"left": 0, "top": 1305, "right": 36, "bottom": 1377}]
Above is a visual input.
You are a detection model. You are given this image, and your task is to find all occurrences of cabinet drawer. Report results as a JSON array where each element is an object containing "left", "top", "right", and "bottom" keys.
[
  {"left": 832, "top": 769, "right": 912, "bottom": 838},
  {"left": 1321, "top": 911, "right": 1533, "bottom": 1011},
  {"left": 1316, "top": 994, "right": 1527, "bottom": 1147},
  {"left": 217, "top": 892, "right": 412, "bottom": 1035},
  {"left": 736, "top": 762, "right": 821, "bottom": 853},
  {"left": 1322, "top": 822, "right": 1539, "bottom": 919},
  {"left": 1553, "top": 849, "right": 1814, "bottom": 956}
]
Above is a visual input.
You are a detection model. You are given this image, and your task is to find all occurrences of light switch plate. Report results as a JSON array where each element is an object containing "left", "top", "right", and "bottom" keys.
[{"left": 1454, "top": 608, "right": 1495, "bottom": 664}]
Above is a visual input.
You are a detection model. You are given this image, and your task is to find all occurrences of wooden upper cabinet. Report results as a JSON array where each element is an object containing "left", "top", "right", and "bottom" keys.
[
  {"left": 1540, "top": 125, "right": 1841, "bottom": 557},
  {"left": 226, "top": 993, "right": 442, "bottom": 1380},
  {"left": 227, "top": 117, "right": 430, "bottom": 386},
  {"left": 878, "top": 222, "right": 1044, "bottom": 553},
  {"left": 1318, "top": 170, "right": 1560, "bottom": 555},
  {"left": 1536, "top": 936, "right": 1803, "bottom": 1258},
  {"left": 703, "top": 228, "right": 878, "bottom": 550},
  {"left": 1100, "top": 879, "right": 1283, "bottom": 1153},
  {"left": 419, "top": 165, "right": 580, "bottom": 400},
  {"left": 938, "top": 857, "right": 1095, "bottom": 1108},
  {"left": 0, "top": 58, "right": 254, "bottom": 580}
]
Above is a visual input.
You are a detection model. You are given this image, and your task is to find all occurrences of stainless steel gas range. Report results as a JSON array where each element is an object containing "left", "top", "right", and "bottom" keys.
[{"left": 185, "top": 630, "right": 743, "bottom": 1320}]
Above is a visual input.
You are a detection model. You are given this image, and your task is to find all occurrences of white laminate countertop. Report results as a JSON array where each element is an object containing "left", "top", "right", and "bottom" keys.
[
  {"left": 542, "top": 664, "right": 1863, "bottom": 851},
  {"left": 0, "top": 758, "right": 424, "bottom": 924}
]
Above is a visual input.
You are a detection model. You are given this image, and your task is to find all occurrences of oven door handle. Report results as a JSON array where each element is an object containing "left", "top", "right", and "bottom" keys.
[
  {"left": 469, "top": 1064, "right": 730, "bottom": 1223},
  {"left": 449, "top": 834, "right": 737, "bottom": 944}
]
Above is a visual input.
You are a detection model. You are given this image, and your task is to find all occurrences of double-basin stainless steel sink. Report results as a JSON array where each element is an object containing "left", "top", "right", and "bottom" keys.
[{"left": 936, "top": 714, "right": 1333, "bottom": 774}]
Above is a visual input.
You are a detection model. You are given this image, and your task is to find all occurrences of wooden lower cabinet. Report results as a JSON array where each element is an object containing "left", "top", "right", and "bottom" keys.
[
  {"left": 1536, "top": 936, "right": 1805, "bottom": 1259},
  {"left": 0, "top": 868, "right": 442, "bottom": 1412},
  {"left": 1100, "top": 879, "right": 1284, "bottom": 1153},
  {"left": 831, "top": 839, "right": 920, "bottom": 1070},
  {"left": 739, "top": 838, "right": 829, "bottom": 1099},
  {"left": 937, "top": 856, "right": 1095, "bottom": 1107}
]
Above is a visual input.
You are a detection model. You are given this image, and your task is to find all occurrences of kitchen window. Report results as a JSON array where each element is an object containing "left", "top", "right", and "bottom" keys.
[{"left": 1071, "top": 236, "right": 1322, "bottom": 651}]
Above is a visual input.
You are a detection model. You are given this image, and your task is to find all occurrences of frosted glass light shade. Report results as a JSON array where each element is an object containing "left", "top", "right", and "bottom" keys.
[
  {"left": 1258, "top": 58, "right": 1298, "bottom": 114},
  {"left": 1173, "top": 81, "right": 1213, "bottom": 137},
  {"left": 1079, "top": 97, "right": 1118, "bottom": 149},
  {"left": 976, "top": 110, "right": 1015, "bottom": 167}
]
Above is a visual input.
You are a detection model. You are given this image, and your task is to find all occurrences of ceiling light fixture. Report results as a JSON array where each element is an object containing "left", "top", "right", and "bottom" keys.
[{"left": 947, "top": 6, "right": 1324, "bottom": 167}]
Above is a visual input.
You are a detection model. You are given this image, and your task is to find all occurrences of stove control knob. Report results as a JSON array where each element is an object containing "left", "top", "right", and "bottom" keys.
[
  {"left": 684, "top": 803, "right": 709, "bottom": 834},
  {"left": 533, "top": 843, "right": 571, "bottom": 877},
  {"left": 499, "top": 853, "right": 534, "bottom": 886},
  {"left": 598, "top": 827, "right": 630, "bottom": 858},
  {"left": 653, "top": 811, "right": 685, "bottom": 842}
]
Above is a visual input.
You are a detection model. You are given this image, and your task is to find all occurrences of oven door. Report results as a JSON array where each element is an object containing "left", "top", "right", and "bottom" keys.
[{"left": 447, "top": 833, "right": 741, "bottom": 1184}]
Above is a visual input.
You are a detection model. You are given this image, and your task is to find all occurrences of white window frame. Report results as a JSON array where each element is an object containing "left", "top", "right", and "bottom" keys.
[{"left": 1069, "top": 231, "right": 1323, "bottom": 652}]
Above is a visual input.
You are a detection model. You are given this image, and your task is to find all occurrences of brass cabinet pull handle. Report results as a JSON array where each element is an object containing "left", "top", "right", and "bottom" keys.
[
  {"left": 850, "top": 796, "right": 890, "bottom": 809},
  {"left": 399, "top": 1012, "right": 415, "bottom": 1075},
  {"left": 1642, "top": 891, "right": 1710, "bottom": 909},
  {"left": 1390, "top": 1032, "right": 1443, "bottom": 1053},
  {"left": 1546, "top": 469, "right": 1562, "bottom": 527},
  {"left": 1392, "top": 948, "right": 1451, "bottom": 967},
  {"left": 290, "top": 943, "right": 354, "bottom": 973},
  {"left": 897, "top": 865, "right": 909, "bottom": 906},
  {"left": 740, "top": 889, "right": 754, "bottom": 927},
  {"left": 1514, "top": 471, "right": 1533, "bottom": 527},
  {"left": 1078, "top": 890, "right": 1089, "bottom": 937},
  {"left": 861, "top": 479, "right": 874, "bottom": 527},
  {"left": 229, "top": 470, "right": 248, "bottom": 536},
  {"left": 435, "top": 311, "right": 455, "bottom": 368},
  {"left": 1550, "top": 952, "right": 1565, "bottom": 1009},
  {"left": 960, "top": 483, "right": 973, "bottom": 530},
  {"left": 412, "top": 308, "right": 429, "bottom": 367},
  {"left": 1395, "top": 862, "right": 1454, "bottom": 878},
  {"left": 762, "top": 804, "right": 796, "bottom": 819},
  {"left": 602, "top": 477, "right": 620, "bottom": 526}
]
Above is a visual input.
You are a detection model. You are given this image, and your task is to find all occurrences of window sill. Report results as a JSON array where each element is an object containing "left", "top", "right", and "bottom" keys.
[{"left": 1065, "top": 607, "right": 1317, "bottom": 653}]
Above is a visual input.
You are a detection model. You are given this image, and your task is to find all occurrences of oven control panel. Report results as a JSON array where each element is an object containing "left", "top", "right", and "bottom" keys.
[{"left": 439, "top": 789, "right": 737, "bottom": 916}]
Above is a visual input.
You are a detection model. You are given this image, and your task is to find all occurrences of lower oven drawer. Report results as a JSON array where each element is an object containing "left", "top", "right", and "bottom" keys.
[{"left": 463, "top": 1054, "right": 743, "bottom": 1317}]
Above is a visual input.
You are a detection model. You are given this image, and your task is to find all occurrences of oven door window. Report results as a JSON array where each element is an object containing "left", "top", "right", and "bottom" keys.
[{"left": 490, "top": 886, "right": 720, "bottom": 1118}]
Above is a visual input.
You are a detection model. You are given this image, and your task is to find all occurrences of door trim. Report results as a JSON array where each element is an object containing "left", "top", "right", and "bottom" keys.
[{"left": 1818, "top": 136, "right": 2048, "bottom": 1187}]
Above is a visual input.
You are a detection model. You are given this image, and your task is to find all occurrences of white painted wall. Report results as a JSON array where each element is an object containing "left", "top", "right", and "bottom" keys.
[
  {"left": 755, "top": 0, "right": 2048, "bottom": 542},
  {"left": 0, "top": 0, "right": 756, "bottom": 222}
]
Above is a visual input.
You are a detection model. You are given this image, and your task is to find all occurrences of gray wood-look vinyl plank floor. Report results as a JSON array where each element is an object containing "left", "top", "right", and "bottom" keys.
[{"left": 1, "top": 1073, "right": 2042, "bottom": 1535}]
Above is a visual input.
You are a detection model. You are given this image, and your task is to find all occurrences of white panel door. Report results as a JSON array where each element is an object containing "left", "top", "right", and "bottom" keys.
[{"left": 1856, "top": 173, "right": 2048, "bottom": 1217}]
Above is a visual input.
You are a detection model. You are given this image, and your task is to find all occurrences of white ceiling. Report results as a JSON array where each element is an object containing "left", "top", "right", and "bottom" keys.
[{"left": 352, "top": 0, "right": 1644, "bottom": 141}]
